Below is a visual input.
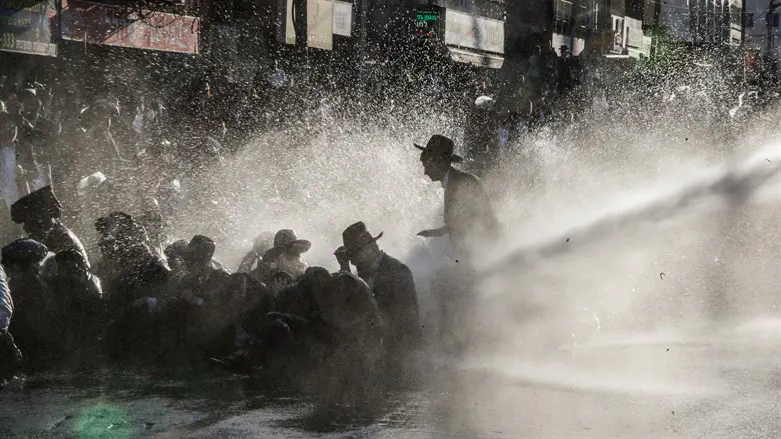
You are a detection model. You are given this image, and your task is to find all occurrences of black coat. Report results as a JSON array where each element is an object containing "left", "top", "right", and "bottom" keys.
[
  {"left": 443, "top": 166, "right": 499, "bottom": 256},
  {"left": 361, "top": 253, "right": 421, "bottom": 355}
]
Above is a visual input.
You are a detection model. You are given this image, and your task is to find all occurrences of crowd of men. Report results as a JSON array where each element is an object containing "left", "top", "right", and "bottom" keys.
[
  {"left": 0, "top": 124, "right": 499, "bottom": 404},
  {"left": 0, "top": 183, "right": 422, "bottom": 396}
]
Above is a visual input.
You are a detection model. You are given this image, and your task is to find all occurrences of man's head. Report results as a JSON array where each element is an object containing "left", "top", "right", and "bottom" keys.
[
  {"left": 1, "top": 239, "right": 48, "bottom": 277},
  {"left": 262, "top": 229, "right": 311, "bottom": 264},
  {"left": 55, "top": 249, "right": 89, "bottom": 280},
  {"left": 22, "top": 217, "right": 56, "bottom": 242},
  {"left": 11, "top": 186, "right": 62, "bottom": 241},
  {"left": 415, "top": 135, "right": 462, "bottom": 182},
  {"left": 184, "top": 235, "right": 216, "bottom": 267},
  {"left": 164, "top": 239, "right": 190, "bottom": 270},
  {"left": 253, "top": 231, "right": 275, "bottom": 255},
  {"left": 341, "top": 221, "right": 383, "bottom": 270},
  {"left": 303, "top": 266, "right": 337, "bottom": 313}
]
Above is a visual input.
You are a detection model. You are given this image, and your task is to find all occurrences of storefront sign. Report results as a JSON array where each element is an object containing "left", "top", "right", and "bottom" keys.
[
  {"left": 0, "top": 0, "right": 58, "bottom": 57},
  {"left": 444, "top": 9, "right": 504, "bottom": 54},
  {"left": 307, "top": 0, "right": 332, "bottom": 50},
  {"left": 61, "top": 0, "right": 199, "bottom": 54},
  {"left": 332, "top": 0, "right": 351, "bottom": 37},
  {"left": 414, "top": 7, "right": 440, "bottom": 39}
]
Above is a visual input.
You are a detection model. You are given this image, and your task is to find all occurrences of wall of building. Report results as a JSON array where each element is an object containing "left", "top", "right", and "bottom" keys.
[
  {"left": 652, "top": 0, "right": 743, "bottom": 46},
  {"left": 744, "top": 0, "right": 781, "bottom": 62}
]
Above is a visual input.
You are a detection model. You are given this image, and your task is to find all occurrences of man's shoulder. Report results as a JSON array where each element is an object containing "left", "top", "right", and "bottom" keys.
[
  {"left": 378, "top": 253, "right": 412, "bottom": 276},
  {"left": 450, "top": 167, "right": 483, "bottom": 185}
]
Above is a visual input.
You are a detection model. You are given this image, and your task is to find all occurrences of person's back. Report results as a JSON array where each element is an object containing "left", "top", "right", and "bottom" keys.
[
  {"left": 0, "top": 265, "right": 22, "bottom": 380},
  {"left": 444, "top": 167, "right": 500, "bottom": 256},
  {"left": 371, "top": 253, "right": 420, "bottom": 356},
  {"left": 2, "top": 240, "right": 57, "bottom": 367}
]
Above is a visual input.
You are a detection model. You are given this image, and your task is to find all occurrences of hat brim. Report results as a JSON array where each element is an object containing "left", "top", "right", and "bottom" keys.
[
  {"left": 414, "top": 144, "right": 464, "bottom": 163},
  {"left": 263, "top": 239, "right": 312, "bottom": 261},
  {"left": 344, "top": 232, "right": 384, "bottom": 255}
]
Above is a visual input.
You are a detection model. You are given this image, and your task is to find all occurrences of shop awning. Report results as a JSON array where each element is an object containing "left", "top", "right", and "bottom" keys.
[{"left": 447, "top": 47, "right": 504, "bottom": 69}]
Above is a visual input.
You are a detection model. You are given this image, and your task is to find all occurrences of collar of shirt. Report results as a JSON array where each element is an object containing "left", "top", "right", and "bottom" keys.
[{"left": 441, "top": 168, "right": 450, "bottom": 189}]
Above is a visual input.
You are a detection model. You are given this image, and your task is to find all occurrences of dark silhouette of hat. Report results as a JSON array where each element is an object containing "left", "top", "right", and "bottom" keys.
[
  {"left": 341, "top": 222, "right": 383, "bottom": 256},
  {"left": 414, "top": 134, "right": 463, "bottom": 163},
  {"left": 262, "top": 229, "right": 312, "bottom": 261},
  {"left": 186, "top": 235, "right": 216, "bottom": 263},
  {"left": 1, "top": 239, "right": 49, "bottom": 265},
  {"left": 10, "top": 186, "right": 62, "bottom": 223}
]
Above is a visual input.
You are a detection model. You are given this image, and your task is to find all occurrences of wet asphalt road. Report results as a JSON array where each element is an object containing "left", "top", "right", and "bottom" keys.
[{"left": 1, "top": 319, "right": 779, "bottom": 439}]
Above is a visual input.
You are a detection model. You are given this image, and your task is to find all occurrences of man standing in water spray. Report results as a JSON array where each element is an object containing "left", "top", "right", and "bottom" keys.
[{"left": 415, "top": 134, "right": 499, "bottom": 354}]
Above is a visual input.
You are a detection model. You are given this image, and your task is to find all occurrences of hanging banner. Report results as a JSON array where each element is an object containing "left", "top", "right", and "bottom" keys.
[
  {"left": 332, "top": 0, "right": 351, "bottom": 37},
  {"left": 0, "top": 0, "right": 58, "bottom": 57},
  {"left": 61, "top": 0, "right": 199, "bottom": 54},
  {"left": 307, "top": 0, "right": 332, "bottom": 50},
  {"left": 277, "top": 0, "right": 296, "bottom": 45},
  {"left": 444, "top": 9, "right": 504, "bottom": 54}
]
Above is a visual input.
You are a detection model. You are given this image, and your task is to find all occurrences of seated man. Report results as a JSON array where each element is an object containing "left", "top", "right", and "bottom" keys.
[
  {"left": 10, "top": 186, "right": 90, "bottom": 269},
  {"left": 178, "top": 235, "right": 231, "bottom": 305},
  {"left": 339, "top": 222, "right": 422, "bottom": 363},
  {"left": 251, "top": 229, "right": 310, "bottom": 283},
  {"left": 237, "top": 231, "right": 274, "bottom": 274},
  {"left": 1, "top": 239, "right": 56, "bottom": 369},
  {"left": 308, "top": 266, "right": 386, "bottom": 405},
  {"left": 0, "top": 265, "right": 22, "bottom": 381},
  {"left": 51, "top": 249, "right": 104, "bottom": 361}
]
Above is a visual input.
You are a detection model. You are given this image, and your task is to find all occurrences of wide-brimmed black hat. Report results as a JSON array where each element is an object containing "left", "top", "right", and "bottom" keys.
[
  {"left": 186, "top": 235, "right": 216, "bottom": 263},
  {"left": 262, "top": 229, "right": 312, "bottom": 261},
  {"left": 414, "top": 134, "right": 463, "bottom": 163},
  {"left": 1, "top": 238, "right": 48, "bottom": 265},
  {"left": 340, "top": 221, "right": 383, "bottom": 256},
  {"left": 10, "top": 185, "right": 62, "bottom": 223}
]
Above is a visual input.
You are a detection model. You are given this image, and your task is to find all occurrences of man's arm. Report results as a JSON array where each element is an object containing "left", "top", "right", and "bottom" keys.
[
  {"left": 417, "top": 226, "right": 448, "bottom": 238},
  {"left": 0, "top": 266, "right": 12, "bottom": 331},
  {"left": 237, "top": 250, "right": 259, "bottom": 273}
]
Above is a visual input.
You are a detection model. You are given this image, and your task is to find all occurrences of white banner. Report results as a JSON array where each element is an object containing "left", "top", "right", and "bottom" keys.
[
  {"left": 444, "top": 9, "right": 504, "bottom": 54},
  {"left": 333, "top": 1, "right": 352, "bottom": 37},
  {"left": 277, "top": 0, "right": 296, "bottom": 45},
  {"left": 307, "top": 0, "right": 333, "bottom": 50}
]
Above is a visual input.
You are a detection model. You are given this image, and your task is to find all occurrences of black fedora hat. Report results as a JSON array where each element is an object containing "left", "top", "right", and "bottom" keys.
[
  {"left": 341, "top": 221, "right": 383, "bottom": 256},
  {"left": 185, "top": 234, "right": 216, "bottom": 263},
  {"left": 10, "top": 185, "right": 62, "bottom": 223},
  {"left": 262, "top": 229, "right": 312, "bottom": 261},
  {"left": 414, "top": 134, "right": 463, "bottom": 163}
]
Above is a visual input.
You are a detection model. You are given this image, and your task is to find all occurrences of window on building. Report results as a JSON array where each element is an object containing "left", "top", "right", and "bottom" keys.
[
  {"left": 746, "top": 13, "right": 754, "bottom": 28},
  {"left": 554, "top": 0, "right": 573, "bottom": 34}
]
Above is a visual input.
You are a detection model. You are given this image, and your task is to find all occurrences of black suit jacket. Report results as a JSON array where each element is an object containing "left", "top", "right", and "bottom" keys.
[
  {"left": 362, "top": 253, "right": 421, "bottom": 354},
  {"left": 443, "top": 166, "right": 499, "bottom": 255}
]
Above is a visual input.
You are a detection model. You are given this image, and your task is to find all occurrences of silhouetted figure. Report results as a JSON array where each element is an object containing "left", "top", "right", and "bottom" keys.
[
  {"left": 0, "top": 265, "right": 22, "bottom": 381},
  {"left": 2, "top": 239, "right": 55, "bottom": 369},
  {"left": 252, "top": 229, "right": 311, "bottom": 283},
  {"left": 416, "top": 135, "right": 499, "bottom": 259},
  {"left": 415, "top": 135, "right": 499, "bottom": 355},
  {"left": 10, "top": 186, "right": 89, "bottom": 269},
  {"left": 339, "top": 222, "right": 421, "bottom": 368},
  {"left": 51, "top": 249, "right": 103, "bottom": 365},
  {"left": 237, "top": 231, "right": 275, "bottom": 274}
]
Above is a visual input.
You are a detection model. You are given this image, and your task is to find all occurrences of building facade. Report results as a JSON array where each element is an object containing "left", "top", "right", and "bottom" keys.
[
  {"left": 651, "top": 0, "right": 743, "bottom": 46},
  {"left": 743, "top": 0, "right": 781, "bottom": 63}
]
